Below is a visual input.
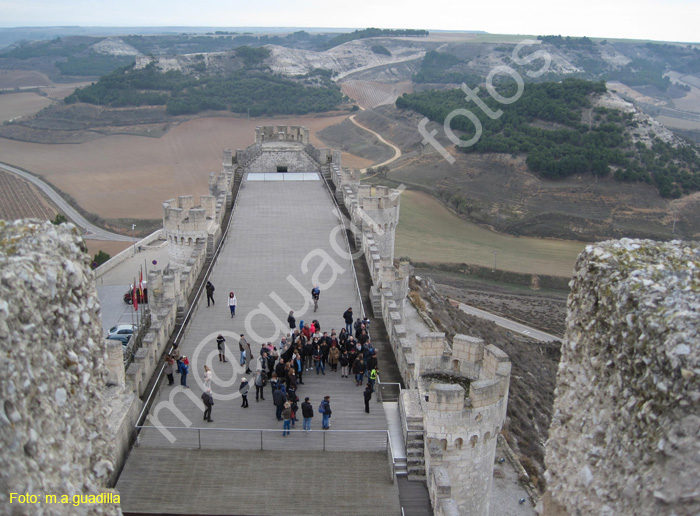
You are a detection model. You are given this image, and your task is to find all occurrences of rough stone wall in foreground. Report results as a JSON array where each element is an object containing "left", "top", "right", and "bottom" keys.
[
  {"left": 544, "top": 239, "right": 700, "bottom": 516},
  {"left": 0, "top": 220, "right": 119, "bottom": 515}
]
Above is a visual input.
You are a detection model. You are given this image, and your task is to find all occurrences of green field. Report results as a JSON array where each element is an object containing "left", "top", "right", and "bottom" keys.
[{"left": 395, "top": 190, "right": 586, "bottom": 277}]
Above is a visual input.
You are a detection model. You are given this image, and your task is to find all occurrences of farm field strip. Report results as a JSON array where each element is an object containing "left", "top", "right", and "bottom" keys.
[
  {"left": 341, "top": 80, "right": 413, "bottom": 110},
  {"left": 395, "top": 190, "right": 585, "bottom": 278}
]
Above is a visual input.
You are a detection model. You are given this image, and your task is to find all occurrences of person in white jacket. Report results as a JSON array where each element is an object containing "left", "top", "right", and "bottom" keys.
[
  {"left": 203, "top": 365, "right": 213, "bottom": 391},
  {"left": 228, "top": 291, "right": 237, "bottom": 317}
]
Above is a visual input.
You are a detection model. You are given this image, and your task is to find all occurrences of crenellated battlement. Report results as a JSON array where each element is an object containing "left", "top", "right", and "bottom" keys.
[
  {"left": 415, "top": 332, "right": 510, "bottom": 516},
  {"left": 255, "top": 125, "right": 310, "bottom": 144}
]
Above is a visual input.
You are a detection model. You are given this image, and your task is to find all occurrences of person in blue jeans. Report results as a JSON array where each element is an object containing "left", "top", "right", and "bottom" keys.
[
  {"left": 282, "top": 402, "right": 292, "bottom": 436},
  {"left": 353, "top": 356, "right": 366, "bottom": 386},
  {"left": 314, "top": 345, "right": 325, "bottom": 375},
  {"left": 301, "top": 397, "right": 313, "bottom": 432},
  {"left": 178, "top": 357, "right": 189, "bottom": 388},
  {"left": 320, "top": 396, "right": 332, "bottom": 429}
]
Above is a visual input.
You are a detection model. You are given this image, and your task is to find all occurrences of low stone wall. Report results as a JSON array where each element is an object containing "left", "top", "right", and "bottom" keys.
[
  {"left": 544, "top": 239, "right": 700, "bottom": 516},
  {"left": 244, "top": 149, "right": 321, "bottom": 173},
  {"left": 93, "top": 229, "right": 165, "bottom": 279}
]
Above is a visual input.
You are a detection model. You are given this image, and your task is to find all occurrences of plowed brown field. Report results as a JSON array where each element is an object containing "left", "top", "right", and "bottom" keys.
[{"left": 0, "top": 114, "right": 363, "bottom": 220}]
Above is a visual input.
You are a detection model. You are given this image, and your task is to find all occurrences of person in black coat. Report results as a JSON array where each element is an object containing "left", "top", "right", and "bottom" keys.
[
  {"left": 301, "top": 397, "right": 314, "bottom": 432},
  {"left": 273, "top": 385, "right": 286, "bottom": 421},
  {"left": 364, "top": 384, "right": 372, "bottom": 413},
  {"left": 287, "top": 311, "right": 296, "bottom": 331},
  {"left": 339, "top": 351, "right": 350, "bottom": 378},
  {"left": 201, "top": 389, "right": 214, "bottom": 422},
  {"left": 275, "top": 358, "right": 287, "bottom": 382},
  {"left": 205, "top": 281, "right": 215, "bottom": 307},
  {"left": 343, "top": 307, "right": 353, "bottom": 334}
]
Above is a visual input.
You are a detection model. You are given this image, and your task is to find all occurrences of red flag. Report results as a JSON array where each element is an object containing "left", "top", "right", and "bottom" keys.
[
  {"left": 139, "top": 270, "right": 144, "bottom": 299},
  {"left": 132, "top": 283, "right": 138, "bottom": 312}
]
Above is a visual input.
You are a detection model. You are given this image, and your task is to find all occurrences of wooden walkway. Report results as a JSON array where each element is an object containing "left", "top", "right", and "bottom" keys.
[{"left": 119, "top": 449, "right": 400, "bottom": 516}]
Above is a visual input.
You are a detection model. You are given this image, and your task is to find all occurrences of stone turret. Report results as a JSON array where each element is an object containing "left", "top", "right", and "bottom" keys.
[
  {"left": 162, "top": 196, "right": 216, "bottom": 265},
  {"left": 352, "top": 185, "right": 401, "bottom": 262},
  {"left": 417, "top": 333, "right": 510, "bottom": 516}
]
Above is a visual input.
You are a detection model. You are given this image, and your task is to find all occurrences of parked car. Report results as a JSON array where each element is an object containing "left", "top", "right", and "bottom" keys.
[
  {"left": 124, "top": 282, "right": 148, "bottom": 305},
  {"left": 107, "top": 333, "right": 131, "bottom": 345},
  {"left": 108, "top": 324, "right": 136, "bottom": 337}
]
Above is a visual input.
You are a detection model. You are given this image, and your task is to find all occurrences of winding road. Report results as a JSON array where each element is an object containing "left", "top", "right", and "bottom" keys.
[
  {"left": 348, "top": 107, "right": 402, "bottom": 173},
  {"left": 0, "top": 161, "right": 132, "bottom": 241}
]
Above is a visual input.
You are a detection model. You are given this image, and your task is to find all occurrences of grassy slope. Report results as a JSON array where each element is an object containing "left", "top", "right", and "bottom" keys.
[{"left": 395, "top": 190, "right": 586, "bottom": 277}]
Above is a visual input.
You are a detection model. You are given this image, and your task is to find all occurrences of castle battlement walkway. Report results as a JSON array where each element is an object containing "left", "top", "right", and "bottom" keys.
[{"left": 117, "top": 172, "right": 400, "bottom": 514}]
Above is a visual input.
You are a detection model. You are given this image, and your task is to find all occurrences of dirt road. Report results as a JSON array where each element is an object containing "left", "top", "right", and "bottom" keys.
[{"left": 349, "top": 107, "right": 402, "bottom": 172}]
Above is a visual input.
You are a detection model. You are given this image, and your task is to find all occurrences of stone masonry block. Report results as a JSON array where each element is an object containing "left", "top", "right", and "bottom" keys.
[
  {"left": 470, "top": 378, "right": 501, "bottom": 408},
  {"left": 432, "top": 466, "right": 452, "bottom": 497}
]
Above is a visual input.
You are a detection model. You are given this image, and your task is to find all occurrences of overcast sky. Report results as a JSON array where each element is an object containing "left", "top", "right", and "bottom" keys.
[{"left": 0, "top": 0, "right": 697, "bottom": 43}]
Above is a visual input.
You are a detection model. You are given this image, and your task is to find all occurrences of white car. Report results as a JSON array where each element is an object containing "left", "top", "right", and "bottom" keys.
[{"left": 107, "top": 324, "right": 137, "bottom": 344}]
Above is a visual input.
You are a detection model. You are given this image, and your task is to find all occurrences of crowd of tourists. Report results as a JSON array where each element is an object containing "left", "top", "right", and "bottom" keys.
[{"left": 163, "top": 297, "right": 379, "bottom": 432}]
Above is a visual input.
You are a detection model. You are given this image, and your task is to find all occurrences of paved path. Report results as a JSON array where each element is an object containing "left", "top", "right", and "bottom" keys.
[
  {"left": 138, "top": 174, "right": 392, "bottom": 452},
  {"left": 451, "top": 300, "right": 562, "bottom": 342},
  {"left": 0, "top": 161, "right": 131, "bottom": 241}
]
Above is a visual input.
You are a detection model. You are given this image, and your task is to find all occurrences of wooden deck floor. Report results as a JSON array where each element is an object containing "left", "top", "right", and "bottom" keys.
[{"left": 118, "top": 449, "right": 399, "bottom": 516}]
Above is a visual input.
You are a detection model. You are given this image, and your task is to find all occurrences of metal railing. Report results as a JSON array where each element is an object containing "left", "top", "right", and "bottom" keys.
[
  {"left": 136, "top": 426, "right": 389, "bottom": 452},
  {"left": 376, "top": 372, "right": 402, "bottom": 402},
  {"left": 135, "top": 172, "right": 243, "bottom": 428}
]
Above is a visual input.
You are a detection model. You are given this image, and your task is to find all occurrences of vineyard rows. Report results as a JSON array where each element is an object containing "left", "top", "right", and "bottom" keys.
[
  {"left": 0, "top": 170, "right": 57, "bottom": 222},
  {"left": 341, "top": 80, "right": 413, "bottom": 110}
]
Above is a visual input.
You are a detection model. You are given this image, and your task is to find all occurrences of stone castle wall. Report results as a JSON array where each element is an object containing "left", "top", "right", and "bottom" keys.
[
  {"left": 0, "top": 220, "right": 121, "bottom": 514},
  {"left": 255, "top": 125, "right": 309, "bottom": 144},
  {"left": 330, "top": 152, "right": 508, "bottom": 516},
  {"left": 243, "top": 149, "right": 321, "bottom": 173},
  {"left": 544, "top": 239, "right": 700, "bottom": 516},
  {"left": 418, "top": 333, "right": 510, "bottom": 516}
]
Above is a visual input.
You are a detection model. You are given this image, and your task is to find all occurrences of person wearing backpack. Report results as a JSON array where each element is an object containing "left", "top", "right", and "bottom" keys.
[
  {"left": 301, "top": 397, "right": 313, "bottom": 432},
  {"left": 320, "top": 395, "right": 332, "bottom": 430}
]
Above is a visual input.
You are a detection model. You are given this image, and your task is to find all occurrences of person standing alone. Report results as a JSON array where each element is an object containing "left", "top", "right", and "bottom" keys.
[
  {"left": 216, "top": 334, "right": 227, "bottom": 363},
  {"left": 311, "top": 284, "right": 320, "bottom": 312},
  {"left": 228, "top": 291, "right": 237, "bottom": 317},
  {"left": 320, "top": 395, "right": 332, "bottom": 430},
  {"left": 343, "top": 307, "right": 353, "bottom": 334},
  {"left": 364, "top": 383, "right": 372, "bottom": 413},
  {"left": 201, "top": 388, "right": 214, "bottom": 422},
  {"left": 239, "top": 377, "right": 249, "bottom": 408},
  {"left": 206, "top": 281, "right": 215, "bottom": 307},
  {"left": 301, "top": 397, "right": 313, "bottom": 432}
]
